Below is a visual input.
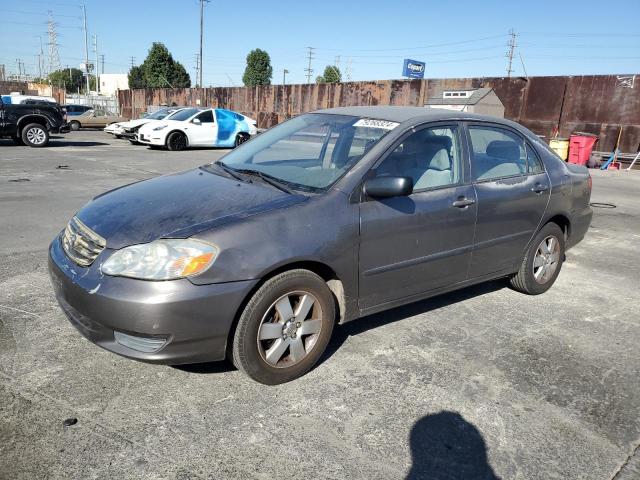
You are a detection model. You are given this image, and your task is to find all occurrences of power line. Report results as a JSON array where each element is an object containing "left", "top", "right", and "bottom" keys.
[{"left": 305, "top": 47, "right": 315, "bottom": 84}]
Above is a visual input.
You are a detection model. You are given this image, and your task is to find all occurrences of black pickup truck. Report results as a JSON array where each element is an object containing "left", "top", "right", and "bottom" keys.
[{"left": 0, "top": 98, "right": 69, "bottom": 147}]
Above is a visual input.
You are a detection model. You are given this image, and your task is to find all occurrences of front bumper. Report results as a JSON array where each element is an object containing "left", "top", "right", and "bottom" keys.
[
  {"left": 48, "top": 235, "right": 258, "bottom": 364},
  {"left": 136, "top": 132, "right": 165, "bottom": 146}
]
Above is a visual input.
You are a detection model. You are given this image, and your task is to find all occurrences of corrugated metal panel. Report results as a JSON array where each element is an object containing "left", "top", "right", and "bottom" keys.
[{"left": 118, "top": 75, "right": 639, "bottom": 153}]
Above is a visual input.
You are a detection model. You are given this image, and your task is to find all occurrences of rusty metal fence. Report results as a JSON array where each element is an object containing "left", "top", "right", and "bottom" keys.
[{"left": 117, "top": 75, "right": 639, "bottom": 154}]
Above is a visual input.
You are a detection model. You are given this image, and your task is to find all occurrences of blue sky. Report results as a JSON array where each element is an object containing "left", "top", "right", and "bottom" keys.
[{"left": 1, "top": 0, "right": 639, "bottom": 86}]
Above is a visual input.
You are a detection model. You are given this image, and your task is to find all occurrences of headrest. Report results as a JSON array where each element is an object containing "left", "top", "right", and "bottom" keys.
[
  {"left": 429, "top": 148, "right": 451, "bottom": 171},
  {"left": 425, "top": 135, "right": 452, "bottom": 152},
  {"left": 486, "top": 140, "right": 520, "bottom": 161}
]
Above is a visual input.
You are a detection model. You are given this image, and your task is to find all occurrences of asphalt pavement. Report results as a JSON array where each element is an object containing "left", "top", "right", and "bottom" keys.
[{"left": 0, "top": 131, "right": 639, "bottom": 479}]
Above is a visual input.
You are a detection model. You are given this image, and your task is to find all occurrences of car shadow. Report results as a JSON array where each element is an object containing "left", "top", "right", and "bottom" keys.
[
  {"left": 407, "top": 411, "right": 500, "bottom": 479},
  {"left": 47, "top": 141, "right": 110, "bottom": 147},
  {"left": 175, "top": 280, "right": 506, "bottom": 377},
  {"left": 319, "top": 280, "right": 506, "bottom": 366}
]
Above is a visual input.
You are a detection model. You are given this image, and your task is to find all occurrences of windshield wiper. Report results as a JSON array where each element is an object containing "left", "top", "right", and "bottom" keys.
[
  {"left": 233, "top": 168, "right": 293, "bottom": 194},
  {"left": 212, "top": 161, "right": 247, "bottom": 182}
]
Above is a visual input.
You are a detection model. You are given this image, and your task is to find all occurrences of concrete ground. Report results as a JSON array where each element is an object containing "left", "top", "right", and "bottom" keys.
[{"left": 0, "top": 131, "right": 638, "bottom": 480}]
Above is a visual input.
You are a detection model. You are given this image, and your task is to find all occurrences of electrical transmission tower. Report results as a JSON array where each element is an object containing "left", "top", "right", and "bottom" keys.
[
  {"left": 305, "top": 47, "right": 315, "bottom": 84},
  {"left": 505, "top": 29, "right": 517, "bottom": 78},
  {"left": 47, "top": 11, "right": 61, "bottom": 74},
  {"left": 345, "top": 58, "right": 352, "bottom": 82},
  {"left": 130, "top": 57, "right": 136, "bottom": 69}
]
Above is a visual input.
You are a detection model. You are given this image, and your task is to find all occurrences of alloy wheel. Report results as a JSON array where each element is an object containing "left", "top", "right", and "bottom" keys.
[
  {"left": 533, "top": 235, "right": 560, "bottom": 284},
  {"left": 257, "top": 291, "right": 323, "bottom": 368},
  {"left": 26, "top": 127, "right": 46, "bottom": 145}
]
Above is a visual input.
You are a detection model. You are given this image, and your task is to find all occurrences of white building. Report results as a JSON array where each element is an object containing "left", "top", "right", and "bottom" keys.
[
  {"left": 425, "top": 88, "right": 505, "bottom": 118},
  {"left": 99, "top": 74, "right": 129, "bottom": 95}
]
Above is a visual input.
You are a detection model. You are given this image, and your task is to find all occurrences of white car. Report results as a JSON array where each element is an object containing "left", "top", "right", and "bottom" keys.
[
  {"left": 136, "top": 107, "right": 258, "bottom": 150},
  {"left": 104, "top": 107, "right": 187, "bottom": 140}
]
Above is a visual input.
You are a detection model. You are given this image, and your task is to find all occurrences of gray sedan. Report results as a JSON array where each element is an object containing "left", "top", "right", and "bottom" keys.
[{"left": 49, "top": 106, "right": 593, "bottom": 384}]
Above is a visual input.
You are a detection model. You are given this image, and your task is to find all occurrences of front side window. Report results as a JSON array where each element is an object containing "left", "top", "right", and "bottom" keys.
[
  {"left": 376, "top": 126, "right": 462, "bottom": 190},
  {"left": 210, "top": 113, "right": 397, "bottom": 191},
  {"left": 196, "top": 110, "right": 214, "bottom": 123},
  {"left": 469, "top": 126, "right": 528, "bottom": 181}
]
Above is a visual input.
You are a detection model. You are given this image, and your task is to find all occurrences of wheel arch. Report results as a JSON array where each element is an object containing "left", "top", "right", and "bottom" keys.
[
  {"left": 224, "top": 260, "right": 346, "bottom": 359},
  {"left": 544, "top": 213, "right": 571, "bottom": 240},
  {"left": 17, "top": 115, "right": 49, "bottom": 133}
]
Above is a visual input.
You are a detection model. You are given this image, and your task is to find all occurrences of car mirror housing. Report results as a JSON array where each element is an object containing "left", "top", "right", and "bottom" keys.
[
  {"left": 364, "top": 176, "right": 413, "bottom": 198},
  {"left": 192, "top": 118, "right": 202, "bottom": 125}
]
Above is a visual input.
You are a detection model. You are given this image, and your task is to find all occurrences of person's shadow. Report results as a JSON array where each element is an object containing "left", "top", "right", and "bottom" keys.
[{"left": 407, "top": 411, "right": 500, "bottom": 480}]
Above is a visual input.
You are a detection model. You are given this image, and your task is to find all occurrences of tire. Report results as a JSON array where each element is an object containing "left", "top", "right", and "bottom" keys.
[
  {"left": 69, "top": 121, "right": 81, "bottom": 131},
  {"left": 21, "top": 123, "right": 49, "bottom": 148},
  {"left": 234, "top": 133, "right": 249, "bottom": 148},
  {"left": 232, "top": 269, "right": 336, "bottom": 385},
  {"left": 11, "top": 135, "right": 24, "bottom": 146},
  {"left": 510, "top": 222, "right": 565, "bottom": 295},
  {"left": 166, "top": 131, "right": 187, "bottom": 151}
]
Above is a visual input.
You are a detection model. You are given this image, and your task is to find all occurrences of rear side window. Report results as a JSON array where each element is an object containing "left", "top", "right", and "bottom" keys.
[
  {"left": 196, "top": 110, "right": 214, "bottom": 123},
  {"left": 526, "top": 144, "right": 544, "bottom": 173},
  {"left": 469, "top": 126, "right": 527, "bottom": 181}
]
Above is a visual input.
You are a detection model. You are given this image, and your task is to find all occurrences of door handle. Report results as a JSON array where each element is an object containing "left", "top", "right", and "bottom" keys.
[
  {"left": 531, "top": 183, "right": 549, "bottom": 194},
  {"left": 452, "top": 198, "right": 476, "bottom": 208}
]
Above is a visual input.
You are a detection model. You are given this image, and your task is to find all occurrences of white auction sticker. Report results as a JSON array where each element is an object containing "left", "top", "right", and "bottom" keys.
[{"left": 353, "top": 119, "right": 400, "bottom": 130}]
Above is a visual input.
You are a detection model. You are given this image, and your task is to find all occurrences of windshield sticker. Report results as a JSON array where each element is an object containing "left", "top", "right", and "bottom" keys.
[{"left": 353, "top": 119, "right": 400, "bottom": 130}]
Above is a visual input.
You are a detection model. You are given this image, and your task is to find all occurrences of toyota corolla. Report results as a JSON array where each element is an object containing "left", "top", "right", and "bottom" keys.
[{"left": 49, "top": 106, "right": 592, "bottom": 384}]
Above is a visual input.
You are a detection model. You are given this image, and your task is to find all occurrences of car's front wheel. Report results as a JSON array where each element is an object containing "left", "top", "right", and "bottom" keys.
[
  {"left": 510, "top": 222, "right": 565, "bottom": 295},
  {"left": 21, "top": 123, "right": 49, "bottom": 148},
  {"left": 69, "top": 121, "right": 81, "bottom": 131},
  {"left": 166, "top": 131, "right": 188, "bottom": 151},
  {"left": 232, "top": 269, "right": 335, "bottom": 384}
]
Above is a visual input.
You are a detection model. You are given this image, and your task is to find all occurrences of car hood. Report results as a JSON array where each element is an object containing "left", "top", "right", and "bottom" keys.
[{"left": 75, "top": 167, "right": 308, "bottom": 249}]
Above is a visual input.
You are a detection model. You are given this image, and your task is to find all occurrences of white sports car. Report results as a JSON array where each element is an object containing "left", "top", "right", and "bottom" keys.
[
  {"left": 104, "top": 107, "right": 187, "bottom": 140},
  {"left": 136, "top": 107, "right": 258, "bottom": 150}
]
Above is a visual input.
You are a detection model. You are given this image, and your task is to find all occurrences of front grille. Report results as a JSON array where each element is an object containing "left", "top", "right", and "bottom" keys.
[{"left": 61, "top": 216, "right": 106, "bottom": 266}]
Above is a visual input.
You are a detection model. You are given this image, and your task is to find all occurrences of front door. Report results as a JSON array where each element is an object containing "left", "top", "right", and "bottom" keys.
[
  {"left": 465, "top": 123, "right": 551, "bottom": 278},
  {"left": 188, "top": 110, "right": 217, "bottom": 146},
  {"left": 358, "top": 124, "right": 477, "bottom": 311}
]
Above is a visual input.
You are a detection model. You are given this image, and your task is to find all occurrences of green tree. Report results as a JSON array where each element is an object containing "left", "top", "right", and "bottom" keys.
[
  {"left": 48, "top": 68, "right": 85, "bottom": 92},
  {"left": 242, "top": 49, "right": 272, "bottom": 86},
  {"left": 128, "top": 43, "right": 191, "bottom": 89},
  {"left": 316, "top": 65, "right": 341, "bottom": 84},
  {"left": 128, "top": 65, "right": 145, "bottom": 89}
]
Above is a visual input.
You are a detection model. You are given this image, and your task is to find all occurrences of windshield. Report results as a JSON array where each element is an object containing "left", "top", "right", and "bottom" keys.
[
  {"left": 146, "top": 109, "right": 173, "bottom": 120},
  {"left": 169, "top": 108, "right": 200, "bottom": 122},
  {"left": 211, "top": 113, "right": 397, "bottom": 191}
]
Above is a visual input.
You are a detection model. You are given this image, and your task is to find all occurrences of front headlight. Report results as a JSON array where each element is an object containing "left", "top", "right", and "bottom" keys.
[
  {"left": 153, "top": 124, "right": 168, "bottom": 131},
  {"left": 101, "top": 239, "right": 218, "bottom": 280}
]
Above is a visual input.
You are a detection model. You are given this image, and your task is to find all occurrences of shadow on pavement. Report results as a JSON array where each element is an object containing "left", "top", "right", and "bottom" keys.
[
  {"left": 406, "top": 411, "right": 499, "bottom": 480},
  {"left": 172, "top": 359, "right": 236, "bottom": 374},
  {"left": 321, "top": 279, "right": 505, "bottom": 365}
]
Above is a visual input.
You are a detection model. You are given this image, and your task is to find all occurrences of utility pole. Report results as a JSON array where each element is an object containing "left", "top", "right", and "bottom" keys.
[
  {"left": 199, "top": 0, "right": 209, "bottom": 88},
  {"left": 283, "top": 68, "right": 289, "bottom": 85},
  {"left": 506, "top": 28, "right": 517, "bottom": 78},
  {"left": 100, "top": 54, "right": 105, "bottom": 76},
  {"left": 305, "top": 47, "right": 315, "bottom": 84},
  {"left": 81, "top": 5, "right": 90, "bottom": 93},
  {"left": 93, "top": 34, "right": 99, "bottom": 94},
  {"left": 345, "top": 58, "right": 352, "bottom": 82},
  {"left": 194, "top": 53, "right": 200, "bottom": 87}
]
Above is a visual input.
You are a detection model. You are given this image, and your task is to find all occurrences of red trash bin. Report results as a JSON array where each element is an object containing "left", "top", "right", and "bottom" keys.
[{"left": 569, "top": 133, "right": 598, "bottom": 166}]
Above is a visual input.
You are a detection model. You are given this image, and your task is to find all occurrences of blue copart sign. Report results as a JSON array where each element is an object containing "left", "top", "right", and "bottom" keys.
[{"left": 402, "top": 59, "right": 426, "bottom": 79}]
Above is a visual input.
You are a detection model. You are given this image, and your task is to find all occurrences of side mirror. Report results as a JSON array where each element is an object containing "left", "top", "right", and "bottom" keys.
[
  {"left": 364, "top": 176, "right": 413, "bottom": 198},
  {"left": 192, "top": 118, "right": 202, "bottom": 125}
]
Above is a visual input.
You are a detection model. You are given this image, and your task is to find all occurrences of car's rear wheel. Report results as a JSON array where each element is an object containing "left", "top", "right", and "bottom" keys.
[
  {"left": 232, "top": 269, "right": 335, "bottom": 384},
  {"left": 21, "top": 123, "right": 49, "bottom": 148},
  {"left": 510, "top": 222, "right": 565, "bottom": 295},
  {"left": 70, "top": 121, "right": 81, "bottom": 131},
  {"left": 166, "top": 131, "right": 187, "bottom": 151},
  {"left": 234, "top": 133, "right": 249, "bottom": 148}
]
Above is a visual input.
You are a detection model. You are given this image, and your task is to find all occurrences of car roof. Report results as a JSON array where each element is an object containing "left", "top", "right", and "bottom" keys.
[{"left": 314, "top": 106, "right": 519, "bottom": 128}]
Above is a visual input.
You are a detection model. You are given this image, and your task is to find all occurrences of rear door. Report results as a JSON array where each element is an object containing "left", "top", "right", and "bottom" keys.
[
  {"left": 188, "top": 110, "right": 218, "bottom": 146},
  {"left": 465, "top": 122, "right": 550, "bottom": 278},
  {"left": 358, "top": 123, "right": 477, "bottom": 310}
]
